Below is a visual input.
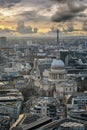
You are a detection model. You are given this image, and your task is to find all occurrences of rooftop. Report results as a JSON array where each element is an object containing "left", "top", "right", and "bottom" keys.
[
  {"left": 10, "top": 114, "right": 52, "bottom": 130},
  {"left": 60, "top": 122, "right": 85, "bottom": 127},
  {"left": 37, "top": 118, "right": 87, "bottom": 130}
]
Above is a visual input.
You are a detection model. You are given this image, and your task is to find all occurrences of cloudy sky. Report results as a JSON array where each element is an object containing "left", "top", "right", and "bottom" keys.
[{"left": 0, "top": 0, "right": 87, "bottom": 36}]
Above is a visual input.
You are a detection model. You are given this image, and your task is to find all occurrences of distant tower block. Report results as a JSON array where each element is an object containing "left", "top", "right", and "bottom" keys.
[
  {"left": 0, "top": 37, "right": 7, "bottom": 48},
  {"left": 57, "top": 29, "right": 59, "bottom": 45}
]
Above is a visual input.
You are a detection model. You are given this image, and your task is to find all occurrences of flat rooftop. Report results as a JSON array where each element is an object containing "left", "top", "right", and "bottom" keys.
[
  {"left": 0, "top": 89, "right": 23, "bottom": 101},
  {"left": 37, "top": 118, "right": 87, "bottom": 130},
  {"left": 0, "top": 96, "right": 17, "bottom": 101},
  {"left": 10, "top": 114, "right": 52, "bottom": 130},
  {"left": 60, "top": 122, "right": 85, "bottom": 127}
]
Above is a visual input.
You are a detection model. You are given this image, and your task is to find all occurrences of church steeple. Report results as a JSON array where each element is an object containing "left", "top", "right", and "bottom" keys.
[{"left": 34, "top": 58, "right": 38, "bottom": 69}]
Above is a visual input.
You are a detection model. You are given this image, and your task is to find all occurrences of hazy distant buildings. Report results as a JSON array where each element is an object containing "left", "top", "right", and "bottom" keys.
[{"left": 0, "top": 37, "right": 7, "bottom": 48}]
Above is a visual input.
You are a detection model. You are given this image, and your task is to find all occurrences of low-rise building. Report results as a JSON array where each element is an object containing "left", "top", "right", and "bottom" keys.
[
  {"left": 67, "top": 92, "right": 87, "bottom": 110},
  {"left": 30, "top": 97, "right": 57, "bottom": 118},
  {"left": 0, "top": 89, "right": 23, "bottom": 120},
  {"left": 72, "top": 95, "right": 87, "bottom": 110}
]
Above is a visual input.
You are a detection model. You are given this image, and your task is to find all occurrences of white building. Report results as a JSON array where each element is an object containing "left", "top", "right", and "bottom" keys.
[
  {"left": 39, "top": 52, "right": 77, "bottom": 98},
  {"left": 31, "top": 51, "right": 77, "bottom": 100}
]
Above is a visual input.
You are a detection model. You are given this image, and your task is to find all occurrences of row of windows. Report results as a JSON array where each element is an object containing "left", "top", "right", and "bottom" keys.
[
  {"left": 77, "top": 100, "right": 87, "bottom": 104},
  {"left": 50, "top": 74, "right": 65, "bottom": 79},
  {"left": 66, "top": 88, "right": 72, "bottom": 91}
]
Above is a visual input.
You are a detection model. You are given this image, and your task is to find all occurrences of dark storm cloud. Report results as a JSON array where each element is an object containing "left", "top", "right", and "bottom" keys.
[
  {"left": 67, "top": 1, "right": 86, "bottom": 13},
  {"left": 51, "top": 0, "right": 87, "bottom": 22},
  {"left": 52, "top": 9, "right": 75, "bottom": 22},
  {"left": 19, "top": 11, "right": 38, "bottom": 20},
  {"left": 50, "top": 0, "right": 67, "bottom": 3},
  {"left": 75, "top": 13, "right": 87, "bottom": 22},
  {"left": 0, "top": 0, "right": 21, "bottom": 8},
  {"left": 18, "top": 10, "right": 49, "bottom": 22},
  {"left": 18, "top": 0, "right": 53, "bottom": 12}
]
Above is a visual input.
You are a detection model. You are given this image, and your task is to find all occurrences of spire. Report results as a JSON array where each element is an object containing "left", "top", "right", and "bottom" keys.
[
  {"left": 34, "top": 58, "right": 38, "bottom": 69},
  {"left": 56, "top": 51, "right": 60, "bottom": 60}
]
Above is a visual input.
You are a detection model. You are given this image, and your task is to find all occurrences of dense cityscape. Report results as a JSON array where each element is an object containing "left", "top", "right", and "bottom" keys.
[
  {"left": 0, "top": 0, "right": 87, "bottom": 130},
  {"left": 0, "top": 33, "right": 87, "bottom": 129}
]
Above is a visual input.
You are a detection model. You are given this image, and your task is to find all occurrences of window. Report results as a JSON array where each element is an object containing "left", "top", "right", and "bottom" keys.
[
  {"left": 70, "top": 88, "right": 71, "bottom": 91},
  {"left": 59, "top": 74, "right": 63, "bottom": 79},
  {"left": 53, "top": 74, "right": 57, "bottom": 79}
]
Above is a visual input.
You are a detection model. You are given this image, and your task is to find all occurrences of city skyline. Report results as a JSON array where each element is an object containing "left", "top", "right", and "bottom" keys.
[{"left": 0, "top": 0, "right": 87, "bottom": 36}]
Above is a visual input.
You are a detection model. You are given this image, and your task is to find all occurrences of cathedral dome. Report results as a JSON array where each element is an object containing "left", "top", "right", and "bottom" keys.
[{"left": 51, "top": 59, "right": 64, "bottom": 69}]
